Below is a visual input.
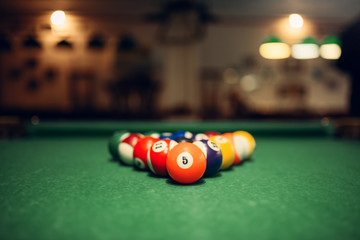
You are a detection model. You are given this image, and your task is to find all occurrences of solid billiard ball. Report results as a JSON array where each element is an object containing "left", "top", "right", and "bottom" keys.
[
  {"left": 147, "top": 139, "right": 177, "bottom": 176},
  {"left": 209, "top": 135, "right": 235, "bottom": 170},
  {"left": 222, "top": 132, "right": 244, "bottom": 165},
  {"left": 133, "top": 136, "right": 158, "bottom": 170},
  {"left": 118, "top": 133, "right": 144, "bottom": 165},
  {"left": 192, "top": 133, "right": 209, "bottom": 141},
  {"left": 174, "top": 137, "right": 194, "bottom": 143},
  {"left": 108, "top": 130, "right": 129, "bottom": 160},
  {"left": 204, "top": 131, "right": 220, "bottom": 138},
  {"left": 233, "top": 131, "right": 256, "bottom": 159},
  {"left": 172, "top": 131, "right": 193, "bottom": 140},
  {"left": 166, "top": 142, "right": 207, "bottom": 184},
  {"left": 193, "top": 139, "right": 222, "bottom": 177},
  {"left": 159, "top": 132, "right": 173, "bottom": 139}
]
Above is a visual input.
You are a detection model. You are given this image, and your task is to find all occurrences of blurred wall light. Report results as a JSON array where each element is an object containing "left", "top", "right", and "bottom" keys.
[
  {"left": 320, "top": 35, "right": 342, "bottom": 60},
  {"left": 291, "top": 37, "right": 319, "bottom": 59},
  {"left": 289, "top": 14, "right": 303, "bottom": 29},
  {"left": 240, "top": 74, "right": 258, "bottom": 92},
  {"left": 259, "top": 35, "right": 290, "bottom": 59},
  {"left": 51, "top": 10, "right": 66, "bottom": 25}
]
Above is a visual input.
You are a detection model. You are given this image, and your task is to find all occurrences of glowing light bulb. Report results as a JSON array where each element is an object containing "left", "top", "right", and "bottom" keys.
[
  {"left": 240, "top": 74, "right": 258, "bottom": 92},
  {"left": 51, "top": 10, "right": 66, "bottom": 25},
  {"left": 289, "top": 14, "right": 303, "bottom": 29}
]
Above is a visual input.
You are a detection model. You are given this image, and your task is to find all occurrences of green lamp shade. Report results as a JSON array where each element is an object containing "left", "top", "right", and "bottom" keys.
[
  {"left": 291, "top": 36, "right": 319, "bottom": 59},
  {"left": 322, "top": 35, "right": 341, "bottom": 46},
  {"left": 259, "top": 35, "right": 290, "bottom": 59},
  {"left": 261, "top": 35, "right": 283, "bottom": 44},
  {"left": 320, "top": 35, "right": 342, "bottom": 59}
]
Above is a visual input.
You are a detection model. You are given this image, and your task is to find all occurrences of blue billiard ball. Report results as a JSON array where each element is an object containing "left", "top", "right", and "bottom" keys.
[
  {"left": 159, "top": 132, "right": 173, "bottom": 139},
  {"left": 172, "top": 131, "right": 193, "bottom": 140}
]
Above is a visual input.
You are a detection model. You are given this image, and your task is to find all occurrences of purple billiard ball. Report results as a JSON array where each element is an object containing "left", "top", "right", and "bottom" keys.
[{"left": 193, "top": 139, "right": 222, "bottom": 177}]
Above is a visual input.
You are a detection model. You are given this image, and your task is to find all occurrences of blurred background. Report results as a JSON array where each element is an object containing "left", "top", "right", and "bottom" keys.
[{"left": 0, "top": 0, "right": 359, "bottom": 121}]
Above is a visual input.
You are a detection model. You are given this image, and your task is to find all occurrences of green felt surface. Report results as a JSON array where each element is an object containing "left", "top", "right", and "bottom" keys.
[
  {"left": 1, "top": 124, "right": 360, "bottom": 240},
  {"left": 26, "top": 120, "right": 334, "bottom": 137}
]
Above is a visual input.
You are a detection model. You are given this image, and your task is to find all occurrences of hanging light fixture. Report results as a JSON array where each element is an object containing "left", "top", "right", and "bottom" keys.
[
  {"left": 291, "top": 37, "right": 319, "bottom": 59},
  {"left": 51, "top": 10, "right": 66, "bottom": 25},
  {"left": 320, "top": 35, "right": 342, "bottom": 60},
  {"left": 259, "top": 35, "right": 290, "bottom": 59},
  {"left": 289, "top": 13, "right": 303, "bottom": 29}
]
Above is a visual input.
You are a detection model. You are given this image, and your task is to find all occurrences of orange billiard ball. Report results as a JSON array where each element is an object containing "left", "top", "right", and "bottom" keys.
[{"left": 166, "top": 142, "right": 207, "bottom": 184}]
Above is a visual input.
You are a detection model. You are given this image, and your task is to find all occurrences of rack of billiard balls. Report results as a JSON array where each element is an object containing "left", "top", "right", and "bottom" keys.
[{"left": 108, "top": 130, "right": 256, "bottom": 184}]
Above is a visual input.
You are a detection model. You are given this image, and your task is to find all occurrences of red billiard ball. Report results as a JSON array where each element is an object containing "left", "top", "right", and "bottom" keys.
[
  {"left": 193, "top": 139, "right": 222, "bottom": 177},
  {"left": 133, "top": 136, "right": 158, "bottom": 170},
  {"left": 166, "top": 142, "right": 207, "bottom": 184},
  {"left": 118, "top": 133, "right": 143, "bottom": 165},
  {"left": 204, "top": 131, "right": 220, "bottom": 138},
  {"left": 147, "top": 139, "right": 177, "bottom": 177}
]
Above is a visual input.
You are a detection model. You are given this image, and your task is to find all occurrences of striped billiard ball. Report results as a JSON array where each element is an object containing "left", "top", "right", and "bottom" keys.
[
  {"left": 147, "top": 139, "right": 177, "bottom": 177},
  {"left": 193, "top": 139, "right": 222, "bottom": 177},
  {"left": 192, "top": 133, "right": 209, "bottom": 141},
  {"left": 233, "top": 131, "right": 256, "bottom": 160},
  {"left": 118, "top": 133, "right": 144, "bottom": 165},
  {"left": 108, "top": 131, "right": 129, "bottom": 161},
  {"left": 222, "top": 132, "right": 244, "bottom": 165},
  {"left": 133, "top": 136, "right": 158, "bottom": 170}
]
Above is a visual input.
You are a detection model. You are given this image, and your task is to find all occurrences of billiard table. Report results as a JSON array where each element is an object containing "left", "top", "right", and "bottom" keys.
[{"left": 0, "top": 120, "right": 359, "bottom": 240}]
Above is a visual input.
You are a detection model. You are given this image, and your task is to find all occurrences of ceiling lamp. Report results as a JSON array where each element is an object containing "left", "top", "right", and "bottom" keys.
[
  {"left": 289, "top": 14, "right": 303, "bottom": 29},
  {"left": 320, "top": 35, "right": 342, "bottom": 60},
  {"left": 291, "top": 37, "right": 319, "bottom": 59},
  {"left": 51, "top": 10, "right": 66, "bottom": 25},
  {"left": 259, "top": 35, "right": 290, "bottom": 59}
]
